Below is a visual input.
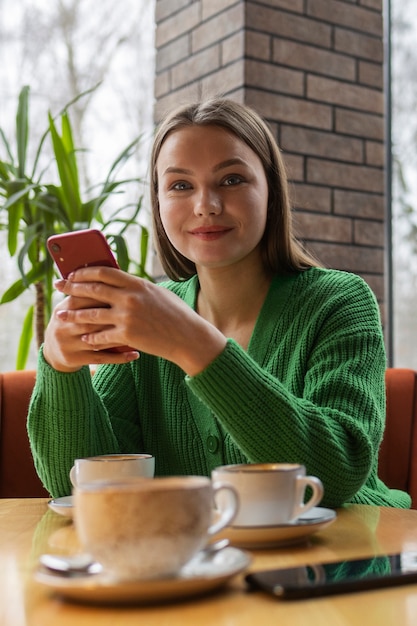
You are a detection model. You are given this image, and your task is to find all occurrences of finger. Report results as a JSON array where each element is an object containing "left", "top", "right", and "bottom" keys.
[
  {"left": 56, "top": 308, "right": 112, "bottom": 325},
  {"left": 57, "top": 294, "right": 109, "bottom": 311},
  {"left": 88, "top": 349, "right": 140, "bottom": 364},
  {"left": 56, "top": 279, "right": 117, "bottom": 306},
  {"left": 64, "top": 348, "right": 139, "bottom": 367},
  {"left": 80, "top": 330, "right": 119, "bottom": 349},
  {"left": 79, "top": 341, "right": 140, "bottom": 356},
  {"left": 76, "top": 331, "right": 140, "bottom": 360},
  {"left": 67, "top": 266, "right": 132, "bottom": 287}
]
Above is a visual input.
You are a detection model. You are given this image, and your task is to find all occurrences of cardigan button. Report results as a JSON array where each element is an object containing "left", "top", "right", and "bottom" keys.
[{"left": 207, "top": 435, "right": 219, "bottom": 453}]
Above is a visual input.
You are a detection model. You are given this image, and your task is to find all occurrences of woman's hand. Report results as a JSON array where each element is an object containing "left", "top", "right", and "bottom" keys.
[
  {"left": 43, "top": 288, "right": 140, "bottom": 373},
  {"left": 44, "top": 267, "right": 226, "bottom": 375}
]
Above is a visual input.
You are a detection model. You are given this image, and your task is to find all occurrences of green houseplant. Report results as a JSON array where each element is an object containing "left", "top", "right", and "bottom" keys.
[{"left": 0, "top": 85, "right": 152, "bottom": 369}]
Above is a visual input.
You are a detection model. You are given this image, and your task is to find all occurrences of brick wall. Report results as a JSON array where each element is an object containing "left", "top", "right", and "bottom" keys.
[{"left": 154, "top": 0, "right": 385, "bottom": 307}]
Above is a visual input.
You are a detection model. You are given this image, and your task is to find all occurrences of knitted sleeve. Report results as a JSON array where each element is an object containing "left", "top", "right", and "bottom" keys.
[
  {"left": 27, "top": 352, "right": 142, "bottom": 497},
  {"left": 185, "top": 271, "right": 392, "bottom": 507}
]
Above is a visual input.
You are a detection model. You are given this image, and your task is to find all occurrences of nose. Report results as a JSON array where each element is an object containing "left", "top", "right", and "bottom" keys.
[{"left": 194, "top": 187, "right": 222, "bottom": 216}]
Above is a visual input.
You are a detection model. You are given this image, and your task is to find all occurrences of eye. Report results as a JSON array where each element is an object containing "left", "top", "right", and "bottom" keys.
[
  {"left": 222, "top": 174, "right": 244, "bottom": 186},
  {"left": 171, "top": 181, "right": 191, "bottom": 191}
]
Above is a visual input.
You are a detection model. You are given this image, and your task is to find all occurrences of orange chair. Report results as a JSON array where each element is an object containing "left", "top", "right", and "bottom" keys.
[
  {"left": 0, "top": 370, "right": 49, "bottom": 497},
  {"left": 379, "top": 368, "right": 417, "bottom": 508}
]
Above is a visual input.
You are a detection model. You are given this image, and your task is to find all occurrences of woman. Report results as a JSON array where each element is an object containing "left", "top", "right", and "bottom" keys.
[{"left": 27, "top": 97, "right": 411, "bottom": 508}]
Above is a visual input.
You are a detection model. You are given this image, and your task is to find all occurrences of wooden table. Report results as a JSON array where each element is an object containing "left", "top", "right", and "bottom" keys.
[{"left": 2, "top": 499, "right": 417, "bottom": 626}]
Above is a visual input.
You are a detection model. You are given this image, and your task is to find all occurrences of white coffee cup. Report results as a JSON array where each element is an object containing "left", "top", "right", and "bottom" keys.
[
  {"left": 211, "top": 463, "right": 323, "bottom": 527},
  {"left": 73, "top": 475, "right": 239, "bottom": 581},
  {"left": 70, "top": 454, "right": 155, "bottom": 487}
]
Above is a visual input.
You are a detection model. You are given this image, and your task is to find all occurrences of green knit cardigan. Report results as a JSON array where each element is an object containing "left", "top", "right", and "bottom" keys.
[{"left": 27, "top": 267, "right": 411, "bottom": 508}]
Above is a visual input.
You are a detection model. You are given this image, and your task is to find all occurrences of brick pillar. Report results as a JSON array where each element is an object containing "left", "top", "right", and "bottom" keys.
[{"left": 154, "top": 0, "right": 385, "bottom": 304}]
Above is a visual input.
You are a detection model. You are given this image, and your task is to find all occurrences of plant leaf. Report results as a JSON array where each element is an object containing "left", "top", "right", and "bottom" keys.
[
  {"left": 0, "top": 261, "right": 47, "bottom": 303},
  {"left": 0, "top": 128, "right": 15, "bottom": 164},
  {"left": 110, "top": 234, "right": 130, "bottom": 271},
  {"left": 0, "top": 277, "right": 28, "bottom": 303},
  {"left": 16, "top": 86, "right": 30, "bottom": 178},
  {"left": 15, "top": 305, "right": 34, "bottom": 370},
  {"left": 48, "top": 112, "right": 81, "bottom": 223},
  {"left": 2, "top": 184, "right": 38, "bottom": 255},
  {"left": 140, "top": 226, "right": 149, "bottom": 272}
]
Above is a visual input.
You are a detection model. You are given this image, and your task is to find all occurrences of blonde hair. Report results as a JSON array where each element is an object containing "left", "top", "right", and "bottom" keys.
[{"left": 151, "top": 97, "right": 320, "bottom": 281}]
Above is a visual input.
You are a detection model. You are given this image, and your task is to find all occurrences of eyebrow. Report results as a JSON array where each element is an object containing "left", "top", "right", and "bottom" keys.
[{"left": 162, "top": 158, "right": 248, "bottom": 177}]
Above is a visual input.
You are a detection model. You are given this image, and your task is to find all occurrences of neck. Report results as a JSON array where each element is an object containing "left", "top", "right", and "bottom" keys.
[{"left": 196, "top": 257, "right": 272, "bottom": 341}]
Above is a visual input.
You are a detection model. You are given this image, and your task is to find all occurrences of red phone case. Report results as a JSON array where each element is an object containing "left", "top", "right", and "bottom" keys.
[
  {"left": 47, "top": 229, "right": 133, "bottom": 353},
  {"left": 47, "top": 229, "right": 119, "bottom": 278}
]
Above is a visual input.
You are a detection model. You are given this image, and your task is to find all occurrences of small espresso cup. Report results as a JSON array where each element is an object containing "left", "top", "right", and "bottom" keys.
[
  {"left": 70, "top": 453, "right": 155, "bottom": 487},
  {"left": 211, "top": 463, "right": 323, "bottom": 527},
  {"left": 73, "top": 475, "right": 239, "bottom": 580}
]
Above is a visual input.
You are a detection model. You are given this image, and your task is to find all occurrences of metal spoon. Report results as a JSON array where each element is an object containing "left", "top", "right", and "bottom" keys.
[
  {"left": 39, "top": 539, "right": 230, "bottom": 577},
  {"left": 39, "top": 553, "right": 103, "bottom": 576}
]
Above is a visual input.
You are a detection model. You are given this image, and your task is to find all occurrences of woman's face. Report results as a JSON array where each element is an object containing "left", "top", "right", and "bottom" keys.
[{"left": 156, "top": 124, "right": 269, "bottom": 272}]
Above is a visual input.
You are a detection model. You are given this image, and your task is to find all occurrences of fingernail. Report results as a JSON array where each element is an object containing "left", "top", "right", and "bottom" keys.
[{"left": 127, "top": 352, "right": 140, "bottom": 361}]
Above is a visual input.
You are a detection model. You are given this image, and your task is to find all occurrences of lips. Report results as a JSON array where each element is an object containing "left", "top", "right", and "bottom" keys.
[
  {"left": 189, "top": 225, "right": 232, "bottom": 241},
  {"left": 190, "top": 225, "right": 232, "bottom": 237},
  {"left": 190, "top": 225, "right": 230, "bottom": 234}
]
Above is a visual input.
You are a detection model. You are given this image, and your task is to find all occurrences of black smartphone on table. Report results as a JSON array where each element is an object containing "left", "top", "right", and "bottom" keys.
[
  {"left": 245, "top": 552, "right": 417, "bottom": 599},
  {"left": 47, "top": 229, "right": 133, "bottom": 353}
]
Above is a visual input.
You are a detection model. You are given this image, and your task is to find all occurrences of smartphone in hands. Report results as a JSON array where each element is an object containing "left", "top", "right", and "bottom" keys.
[
  {"left": 47, "top": 229, "right": 120, "bottom": 277},
  {"left": 47, "top": 229, "right": 134, "bottom": 353},
  {"left": 245, "top": 552, "right": 417, "bottom": 599}
]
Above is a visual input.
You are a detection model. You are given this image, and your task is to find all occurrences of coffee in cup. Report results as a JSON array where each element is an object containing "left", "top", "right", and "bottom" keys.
[
  {"left": 212, "top": 463, "right": 323, "bottom": 527},
  {"left": 70, "top": 453, "right": 155, "bottom": 487},
  {"left": 73, "top": 475, "right": 239, "bottom": 580}
]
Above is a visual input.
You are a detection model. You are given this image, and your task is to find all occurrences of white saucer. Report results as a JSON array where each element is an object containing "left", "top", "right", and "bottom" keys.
[
  {"left": 34, "top": 546, "right": 251, "bottom": 605},
  {"left": 219, "top": 507, "right": 336, "bottom": 549},
  {"left": 48, "top": 496, "right": 74, "bottom": 518}
]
